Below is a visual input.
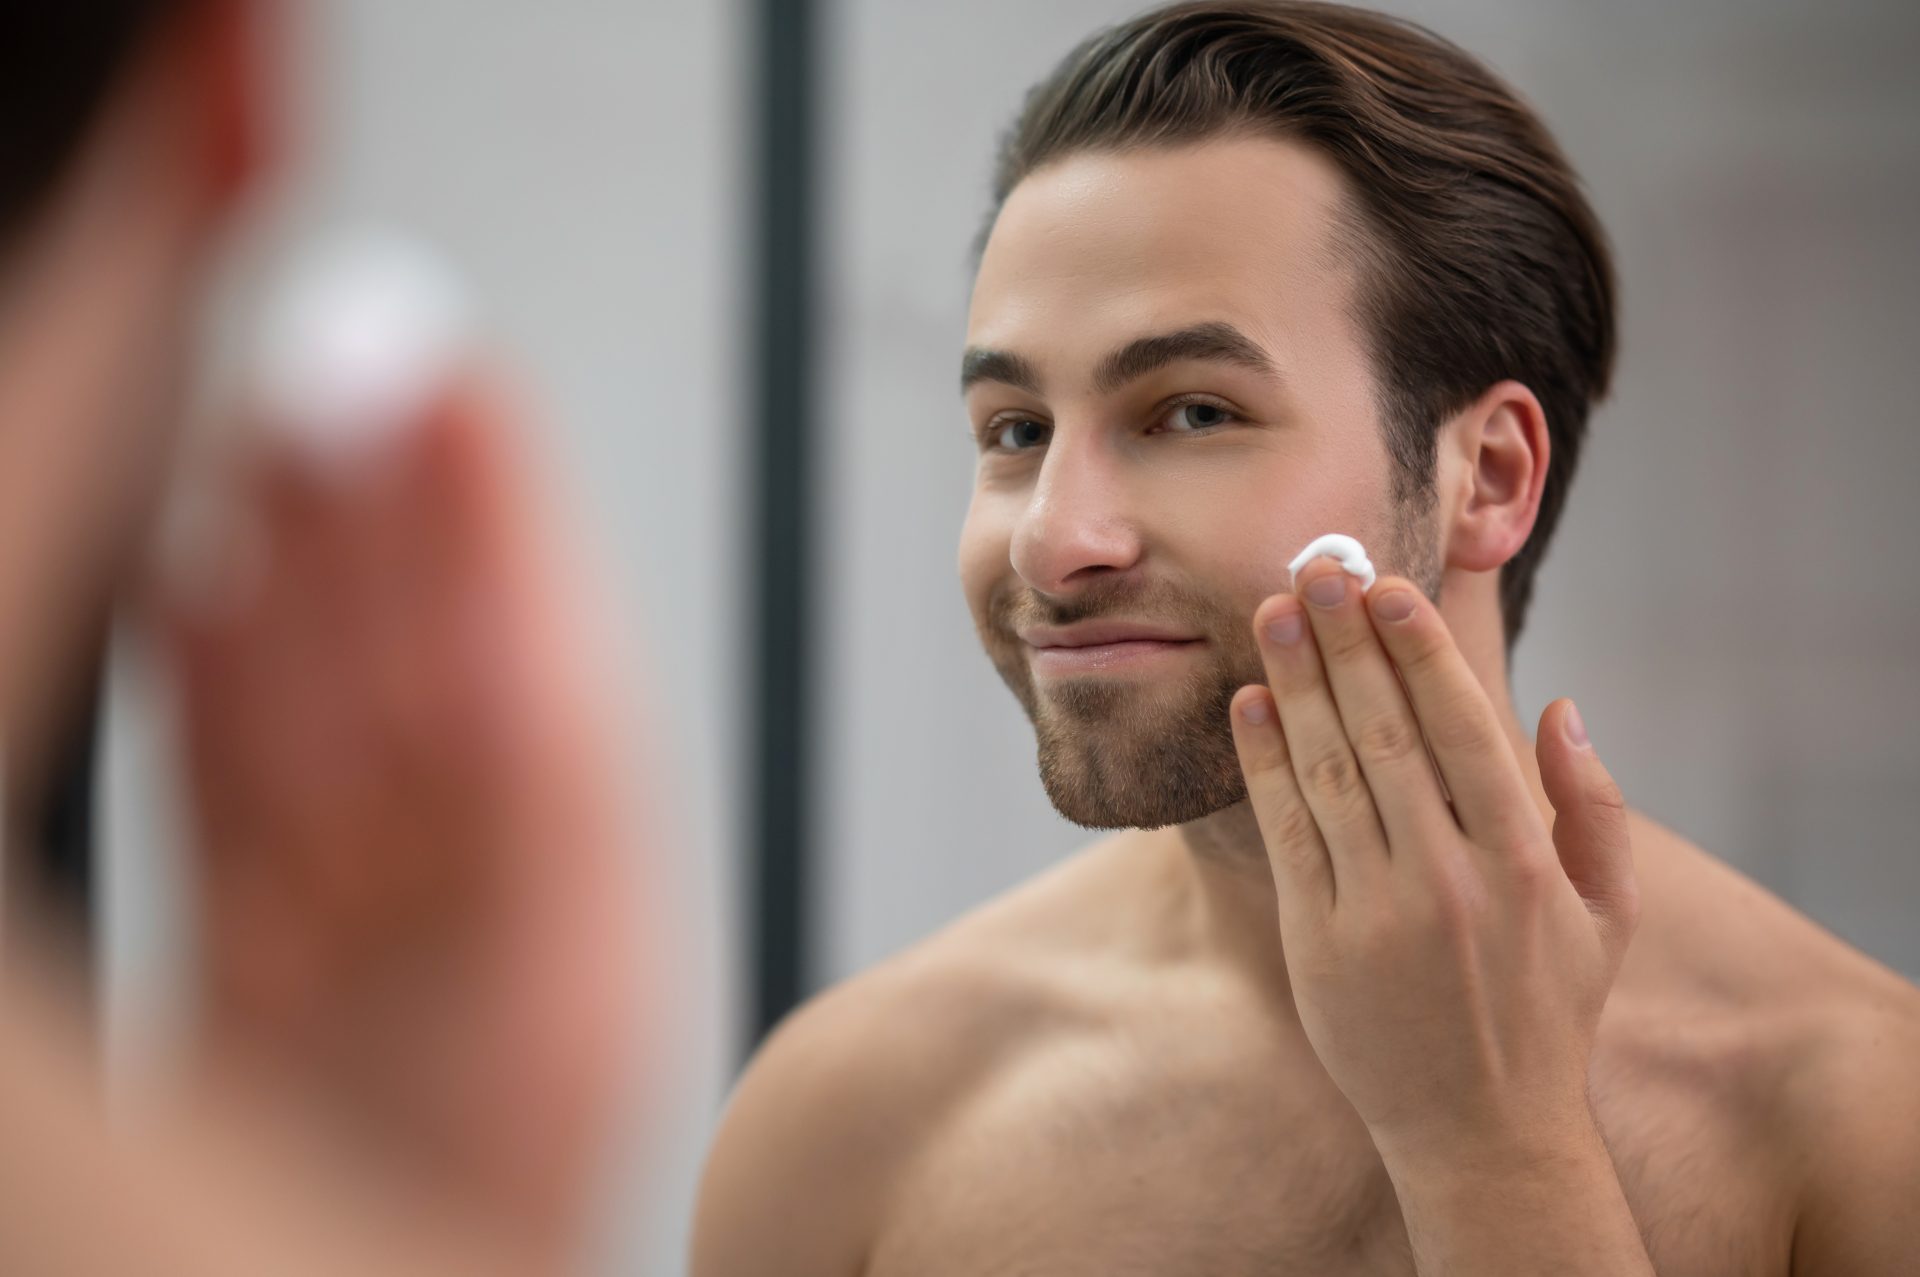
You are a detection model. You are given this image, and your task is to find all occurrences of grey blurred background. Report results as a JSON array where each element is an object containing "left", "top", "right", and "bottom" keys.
[{"left": 93, "top": 0, "right": 1918, "bottom": 1272}]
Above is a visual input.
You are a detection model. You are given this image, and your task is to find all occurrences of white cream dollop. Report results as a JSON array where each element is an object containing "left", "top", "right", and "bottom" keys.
[{"left": 1288, "top": 533, "right": 1376, "bottom": 592}]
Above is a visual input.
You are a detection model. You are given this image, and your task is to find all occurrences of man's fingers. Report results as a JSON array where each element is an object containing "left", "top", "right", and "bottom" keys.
[
  {"left": 1253, "top": 591, "right": 1391, "bottom": 890},
  {"left": 1364, "top": 579, "right": 1538, "bottom": 853},
  {"left": 1231, "top": 684, "right": 1334, "bottom": 923},
  {"left": 1291, "top": 560, "right": 1456, "bottom": 853}
]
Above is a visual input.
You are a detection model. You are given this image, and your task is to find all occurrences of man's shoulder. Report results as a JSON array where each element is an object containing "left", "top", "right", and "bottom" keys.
[
  {"left": 1788, "top": 963, "right": 1920, "bottom": 1094},
  {"left": 688, "top": 946, "right": 987, "bottom": 1275},
  {"left": 1774, "top": 964, "right": 1920, "bottom": 1273},
  {"left": 691, "top": 834, "right": 1140, "bottom": 1276},
  {"left": 760, "top": 829, "right": 1146, "bottom": 1102},
  {"left": 1624, "top": 825, "right": 1920, "bottom": 1096},
  {"left": 1627, "top": 826, "right": 1920, "bottom": 1270},
  {"left": 1758, "top": 945, "right": 1920, "bottom": 1142}
]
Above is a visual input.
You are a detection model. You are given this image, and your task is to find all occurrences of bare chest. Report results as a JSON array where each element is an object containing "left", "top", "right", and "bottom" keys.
[{"left": 862, "top": 1039, "right": 1795, "bottom": 1277}]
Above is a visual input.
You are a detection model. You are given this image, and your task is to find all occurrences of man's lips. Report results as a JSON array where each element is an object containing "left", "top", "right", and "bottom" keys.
[
  {"left": 1017, "top": 621, "right": 1205, "bottom": 676},
  {"left": 1018, "top": 620, "right": 1204, "bottom": 648}
]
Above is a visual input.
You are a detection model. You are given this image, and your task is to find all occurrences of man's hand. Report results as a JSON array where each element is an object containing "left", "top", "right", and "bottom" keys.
[
  {"left": 154, "top": 373, "right": 649, "bottom": 1265},
  {"left": 1229, "top": 555, "right": 1651, "bottom": 1272}
]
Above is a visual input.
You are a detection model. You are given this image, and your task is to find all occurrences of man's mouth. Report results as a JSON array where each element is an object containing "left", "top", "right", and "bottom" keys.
[{"left": 1017, "top": 620, "right": 1206, "bottom": 677}]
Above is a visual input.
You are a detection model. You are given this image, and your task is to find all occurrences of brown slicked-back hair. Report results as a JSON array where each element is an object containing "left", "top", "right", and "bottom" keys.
[
  {"left": 986, "top": 0, "right": 1617, "bottom": 654},
  {"left": 1, "top": 3, "right": 179, "bottom": 251}
]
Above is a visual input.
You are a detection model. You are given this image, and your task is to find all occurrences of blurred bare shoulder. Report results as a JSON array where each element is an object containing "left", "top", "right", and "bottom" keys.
[
  {"left": 1602, "top": 815, "right": 1920, "bottom": 1272},
  {"left": 1779, "top": 953, "right": 1920, "bottom": 1274},
  {"left": 690, "top": 833, "right": 1143, "bottom": 1277}
]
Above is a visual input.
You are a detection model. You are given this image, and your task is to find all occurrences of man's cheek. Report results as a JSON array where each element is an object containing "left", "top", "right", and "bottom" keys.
[
  {"left": 1233, "top": 539, "right": 1308, "bottom": 605},
  {"left": 1238, "top": 504, "right": 1374, "bottom": 593},
  {"left": 955, "top": 512, "right": 1011, "bottom": 615}
]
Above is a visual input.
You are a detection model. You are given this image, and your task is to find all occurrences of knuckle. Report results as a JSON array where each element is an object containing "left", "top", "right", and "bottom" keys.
[
  {"left": 1427, "top": 691, "right": 1496, "bottom": 755},
  {"left": 1239, "top": 735, "right": 1289, "bottom": 779},
  {"left": 1588, "top": 774, "right": 1629, "bottom": 816},
  {"left": 1415, "top": 865, "right": 1487, "bottom": 937},
  {"left": 1613, "top": 878, "right": 1644, "bottom": 933},
  {"left": 1263, "top": 792, "right": 1322, "bottom": 849},
  {"left": 1502, "top": 846, "right": 1557, "bottom": 897},
  {"left": 1600, "top": 865, "right": 1641, "bottom": 915},
  {"left": 1395, "top": 625, "right": 1453, "bottom": 679},
  {"left": 1277, "top": 799, "right": 1320, "bottom": 847},
  {"left": 1483, "top": 808, "right": 1546, "bottom": 862},
  {"left": 1321, "top": 622, "right": 1376, "bottom": 664},
  {"left": 1304, "top": 748, "right": 1366, "bottom": 808},
  {"left": 1352, "top": 712, "right": 1423, "bottom": 767}
]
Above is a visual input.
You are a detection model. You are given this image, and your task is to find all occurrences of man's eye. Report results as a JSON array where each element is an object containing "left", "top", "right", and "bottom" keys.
[
  {"left": 992, "top": 419, "right": 1050, "bottom": 451},
  {"left": 1160, "top": 400, "right": 1237, "bottom": 432}
]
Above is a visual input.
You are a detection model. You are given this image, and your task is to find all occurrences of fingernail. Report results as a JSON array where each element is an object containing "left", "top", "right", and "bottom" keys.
[
  {"left": 1287, "top": 534, "right": 1376, "bottom": 592},
  {"left": 1240, "top": 696, "right": 1270, "bottom": 725},
  {"left": 1304, "top": 573, "right": 1346, "bottom": 608},
  {"left": 1371, "top": 590, "right": 1416, "bottom": 622},
  {"left": 1565, "top": 701, "right": 1591, "bottom": 749},
  {"left": 1264, "top": 610, "right": 1303, "bottom": 645}
]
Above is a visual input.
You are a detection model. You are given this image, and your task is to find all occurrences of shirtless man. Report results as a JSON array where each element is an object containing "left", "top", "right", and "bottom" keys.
[{"left": 692, "top": 3, "right": 1920, "bottom": 1272}]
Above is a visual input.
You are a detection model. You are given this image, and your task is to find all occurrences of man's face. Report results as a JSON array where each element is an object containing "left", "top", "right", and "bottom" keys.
[{"left": 959, "top": 134, "right": 1441, "bottom": 830}]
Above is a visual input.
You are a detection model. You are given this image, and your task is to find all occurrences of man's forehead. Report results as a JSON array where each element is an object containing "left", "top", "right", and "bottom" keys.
[{"left": 966, "top": 135, "right": 1359, "bottom": 365}]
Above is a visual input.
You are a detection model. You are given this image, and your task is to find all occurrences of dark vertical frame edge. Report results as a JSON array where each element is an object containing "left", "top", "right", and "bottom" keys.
[{"left": 745, "top": 0, "right": 819, "bottom": 1060}]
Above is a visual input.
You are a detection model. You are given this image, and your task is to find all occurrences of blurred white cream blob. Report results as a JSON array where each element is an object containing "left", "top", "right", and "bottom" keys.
[
  {"left": 250, "top": 228, "right": 472, "bottom": 466},
  {"left": 152, "top": 229, "right": 474, "bottom": 620}
]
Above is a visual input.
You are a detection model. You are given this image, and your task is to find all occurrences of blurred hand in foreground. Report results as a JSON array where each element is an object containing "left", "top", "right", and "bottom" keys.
[{"left": 158, "top": 369, "right": 654, "bottom": 1266}]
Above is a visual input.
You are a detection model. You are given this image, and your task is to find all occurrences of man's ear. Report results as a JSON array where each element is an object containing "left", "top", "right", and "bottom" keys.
[
  {"left": 164, "top": 0, "right": 283, "bottom": 211},
  {"left": 1437, "top": 379, "right": 1550, "bottom": 575}
]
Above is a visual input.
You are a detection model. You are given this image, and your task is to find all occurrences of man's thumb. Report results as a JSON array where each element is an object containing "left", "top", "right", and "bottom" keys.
[{"left": 1537, "top": 699, "right": 1638, "bottom": 947}]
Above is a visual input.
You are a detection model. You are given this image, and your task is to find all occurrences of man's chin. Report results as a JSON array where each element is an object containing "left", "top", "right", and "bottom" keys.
[
  {"left": 992, "top": 637, "right": 1262, "bottom": 830},
  {"left": 1040, "top": 776, "right": 1249, "bottom": 831},
  {"left": 1032, "top": 712, "right": 1251, "bottom": 831}
]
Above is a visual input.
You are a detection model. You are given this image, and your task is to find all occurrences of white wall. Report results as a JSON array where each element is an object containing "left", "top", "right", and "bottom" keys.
[{"left": 818, "top": 0, "right": 1920, "bottom": 984}]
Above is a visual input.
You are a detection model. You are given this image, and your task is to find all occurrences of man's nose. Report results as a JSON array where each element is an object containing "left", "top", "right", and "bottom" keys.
[{"left": 1007, "top": 433, "right": 1144, "bottom": 594}]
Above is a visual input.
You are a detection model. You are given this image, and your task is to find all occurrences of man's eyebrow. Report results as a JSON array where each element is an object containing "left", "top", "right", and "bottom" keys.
[
  {"left": 959, "top": 347, "right": 1042, "bottom": 396},
  {"left": 1092, "top": 321, "right": 1281, "bottom": 395},
  {"left": 959, "top": 321, "right": 1281, "bottom": 399}
]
